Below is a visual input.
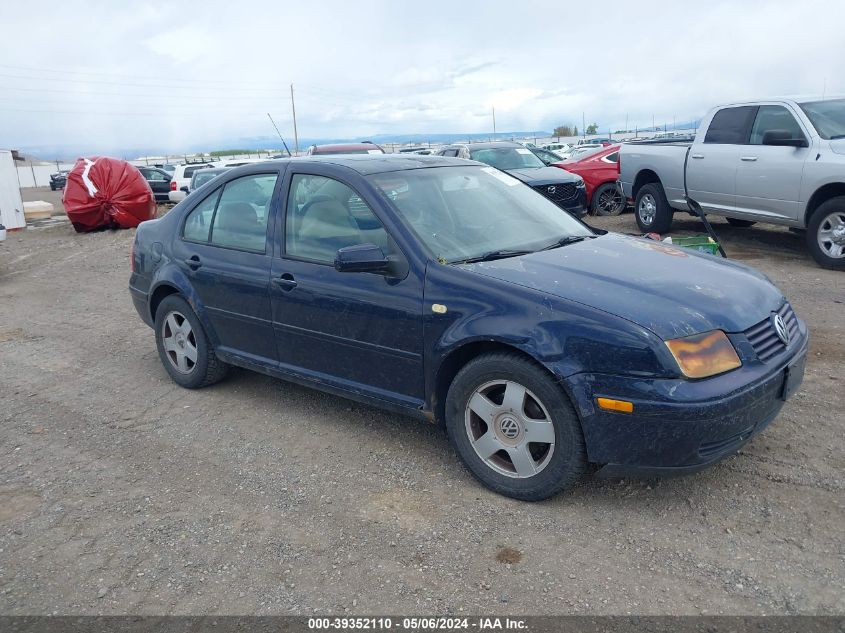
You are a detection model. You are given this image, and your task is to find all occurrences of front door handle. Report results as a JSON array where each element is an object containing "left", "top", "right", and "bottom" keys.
[
  {"left": 273, "top": 273, "right": 297, "bottom": 291},
  {"left": 183, "top": 255, "right": 202, "bottom": 270},
  {"left": 691, "top": 153, "right": 704, "bottom": 159},
  {"left": 740, "top": 156, "right": 758, "bottom": 161}
]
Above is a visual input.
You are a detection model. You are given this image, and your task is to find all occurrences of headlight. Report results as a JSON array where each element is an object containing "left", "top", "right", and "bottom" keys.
[
  {"left": 575, "top": 178, "right": 585, "bottom": 188},
  {"left": 665, "top": 330, "right": 741, "bottom": 379}
]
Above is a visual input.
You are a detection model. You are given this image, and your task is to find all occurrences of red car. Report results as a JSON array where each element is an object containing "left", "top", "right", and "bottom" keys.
[{"left": 553, "top": 144, "right": 625, "bottom": 215}]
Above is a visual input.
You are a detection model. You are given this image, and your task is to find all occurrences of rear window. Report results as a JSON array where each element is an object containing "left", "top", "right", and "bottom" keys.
[
  {"left": 704, "top": 106, "right": 757, "bottom": 144},
  {"left": 184, "top": 165, "right": 212, "bottom": 177}
]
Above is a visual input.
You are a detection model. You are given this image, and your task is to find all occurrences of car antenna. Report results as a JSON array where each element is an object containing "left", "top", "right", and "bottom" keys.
[{"left": 267, "top": 113, "right": 293, "bottom": 157}]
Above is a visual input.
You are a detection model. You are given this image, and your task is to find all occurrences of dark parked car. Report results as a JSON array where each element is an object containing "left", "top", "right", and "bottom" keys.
[
  {"left": 138, "top": 166, "right": 172, "bottom": 203},
  {"left": 129, "top": 155, "right": 807, "bottom": 500},
  {"left": 49, "top": 171, "right": 68, "bottom": 191},
  {"left": 436, "top": 141, "right": 587, "bottom": 217}
]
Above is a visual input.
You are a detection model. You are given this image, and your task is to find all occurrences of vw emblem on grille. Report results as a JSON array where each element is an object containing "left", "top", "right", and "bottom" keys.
[
  {"left": 547, "top": 185, "right": 556, "bottom": 194},
  {"left": 499, "top": 417, "right": 520, "bottom": 439},
  {"left": 772, "top": 313, "right": 790, "bottom": 345}
]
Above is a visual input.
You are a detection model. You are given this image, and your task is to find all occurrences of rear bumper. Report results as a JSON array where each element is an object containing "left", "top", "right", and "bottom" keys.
[
  {"left": 560, "top": 331, "right": 808, "bottom": 477},
  {"left": 129, "top": 284, "right": 153, "bottom": 328}
]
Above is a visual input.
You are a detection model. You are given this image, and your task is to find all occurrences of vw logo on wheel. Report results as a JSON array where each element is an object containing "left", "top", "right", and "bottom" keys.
[
  {"left": 547, "top": 185, "right": 556, "bottom": 194},
  {"left": 772, "top": 313, "right": 790, "bottom": 345},
  {"left": 499, "top": 417, "right": 520, "bottom": 439}
]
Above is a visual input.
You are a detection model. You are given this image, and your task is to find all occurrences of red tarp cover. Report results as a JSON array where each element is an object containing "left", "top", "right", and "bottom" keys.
[{"left": 63, "top": 157, "right": 155, "bottom": 232}]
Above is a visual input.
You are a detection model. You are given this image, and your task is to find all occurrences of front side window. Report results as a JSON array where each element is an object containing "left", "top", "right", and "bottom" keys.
[
  {"left": 469, "top": 147, "right": 545, "bottom": 169},
  {"left": 147, "top": 170, "right": 168, "bottom": 181},
  {"left": 209, "top": 174, "right": 277, "bottom": 252},
  {"left": 703, "top": 106, "right": 757, "bottom": 144},
  {"left": 286, "top": 174, "right": 389, "bottom": 263},
  {"left": 369, "top": 165, "right": 591, "bottom": 263},
  {"left": 749, "top": 105, "right": 805, "bottom": 145}
]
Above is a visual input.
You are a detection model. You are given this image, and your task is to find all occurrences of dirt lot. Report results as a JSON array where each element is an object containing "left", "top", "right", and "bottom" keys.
[{"left": 0, "top": 202, "right": 842, "bottom": 616}]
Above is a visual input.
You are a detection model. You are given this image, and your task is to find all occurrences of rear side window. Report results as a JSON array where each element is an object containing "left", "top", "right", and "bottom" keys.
[
  {"left": 602, "top": 152, "right": 619, "bottom": 163},
  {"left": 210, "top": 174, "right": 278, "bottom": 252},
  {"left": 749, "top": 105, "right": 806, "bottom": 145},
  {"left": 703, "top": 106, "right": 757, "bottom": 144},
  {"left": 183, "top": 189, "right": 221, "bottom": 243},
  {"left": 184, "top": 165, "right": 212, "bottom": 178}
]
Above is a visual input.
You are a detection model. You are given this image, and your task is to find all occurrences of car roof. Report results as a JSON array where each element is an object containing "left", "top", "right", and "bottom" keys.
[
  {"left": 444, "top": 141, "right": 523, "bottom": 150},
  {"left": 232, "top": 154, "right": 476, "bottom": 176}
]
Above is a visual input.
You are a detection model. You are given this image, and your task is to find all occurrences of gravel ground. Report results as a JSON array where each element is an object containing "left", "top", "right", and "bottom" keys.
[{"left": 0, "top": 203, "right": 842, "bottom": 616}]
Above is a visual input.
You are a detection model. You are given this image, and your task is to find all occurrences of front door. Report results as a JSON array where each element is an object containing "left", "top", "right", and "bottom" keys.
[
  {"left": 172, "top": 172, "right": 280, "bottom": 363},
  {"left": 734, "top": 104, "right": 810, "bottom": 222},
  {"left": 270, "top": 170, "right": 424, "bottom": 402}
]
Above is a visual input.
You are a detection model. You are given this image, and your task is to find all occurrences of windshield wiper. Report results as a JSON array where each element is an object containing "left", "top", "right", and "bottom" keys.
[
  {"left": 830, "top": 134, "right": 845, "bottom": 140},
  {"left": 451, "top": 249, "right": 533, "bottom": 264},
  {"left": 539, "top": 235, "right": 595, "bottom": 251}
]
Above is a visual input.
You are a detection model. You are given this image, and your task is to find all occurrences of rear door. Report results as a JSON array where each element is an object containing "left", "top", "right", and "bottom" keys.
[
  {"left": 686, "top": 106, "right": 757, "bottom": 214},
  {"left": 734, "top": 104, "right": 810, "bottom": 222},
  {"left": 171, "top": 171, "right": 282, "bottom": 363}
]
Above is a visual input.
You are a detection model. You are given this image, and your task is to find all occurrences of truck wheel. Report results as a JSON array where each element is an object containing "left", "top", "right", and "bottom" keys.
[
  {"left": 807, "top": 197, "right": 845, "bottom": 270},
  {"left": 635, "top": 183, "right": 673, "bottom": 233},
  {"left": 726, "top": 218, "right": 756, "bottom": 228},
  {"left": 445, "top": 352, "right": 586, "bottom": 501},
  {"left": 154, "top": 295, "right": 229, "bottom": 388},
  {"left": 591, "top": 183, "right": 626, "bottom": 216}
]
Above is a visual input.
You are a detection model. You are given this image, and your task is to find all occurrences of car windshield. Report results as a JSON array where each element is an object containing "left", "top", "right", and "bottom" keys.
[
  {"left": 799, "top": 99, "right": 845, "bottom": 139},
  {"left": 468, "top": 147, "right": 545, "bottom": 170},
  {"left": 368, "top": 165, "right": 592, "bottom": 263}
]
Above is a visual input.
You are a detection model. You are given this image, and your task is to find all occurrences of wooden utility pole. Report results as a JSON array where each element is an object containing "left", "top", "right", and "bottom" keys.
[{"left": 290, "top": 84, "right": 300, "bottom": 155}]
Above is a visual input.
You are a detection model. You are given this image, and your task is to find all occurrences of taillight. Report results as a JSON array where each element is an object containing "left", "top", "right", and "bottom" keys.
[{"left": 170, "top": 180, "right": 177, "bottom": 190}]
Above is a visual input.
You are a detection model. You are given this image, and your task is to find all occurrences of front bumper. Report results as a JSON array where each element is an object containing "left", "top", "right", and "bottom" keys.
[
  {"left": 557, "top": 188, "right": 588, "bottom": 217},
  {"left": 561, "top": 330, "right": 808, "bottom": 477}
]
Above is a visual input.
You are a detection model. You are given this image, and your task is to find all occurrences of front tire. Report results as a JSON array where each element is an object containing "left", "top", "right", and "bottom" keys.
[
  {"left": 445, "top": 352, "right": 587, "bottom": 501},
  {"left": 635, "top": 182, "right": 673, "bottom": 233},
  {"left": 154, "top": 295, "right": 229, "bottom": 388},
  {"left": 807, "top": 196, "right": 845, "bottom": 270},
  {"left": 591, "top": 182, "right": 626, "bottom": 216}
]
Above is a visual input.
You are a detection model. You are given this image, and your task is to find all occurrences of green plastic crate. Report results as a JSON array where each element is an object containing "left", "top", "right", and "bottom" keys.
[{"left": 670, "top": 235, "right": 720, "bottom": 255}]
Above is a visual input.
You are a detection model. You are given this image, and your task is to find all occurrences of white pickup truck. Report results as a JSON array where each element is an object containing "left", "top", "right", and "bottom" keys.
[{"left": 619, "top": 98, "right": 845, "bottom": 270}]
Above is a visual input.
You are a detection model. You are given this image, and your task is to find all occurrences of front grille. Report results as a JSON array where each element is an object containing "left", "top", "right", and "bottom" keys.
[
  {"left": 534, "top": 182, "right": 577, "bottom": 206},
  {"left": 744, "top": 302, "right": 799, "bottom": 362}
]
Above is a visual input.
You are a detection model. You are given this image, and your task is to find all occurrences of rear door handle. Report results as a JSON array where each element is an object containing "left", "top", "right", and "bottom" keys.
[
  {"left": 183, "top": 256, "right": 202, "bottom": 270},
  {"left": 691, "top": 153, "right": 704, "bottom": 159},
  {"left": 740, "top": 156, "right": 758, "bottom": 161},
  {"left": 273, "top": 273, "right": 297, "bottom": 291}
]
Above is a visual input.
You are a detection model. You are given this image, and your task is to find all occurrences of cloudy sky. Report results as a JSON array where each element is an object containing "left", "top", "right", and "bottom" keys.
[{"left": 1, "top": 0, "right": 843, "bottom": 156}]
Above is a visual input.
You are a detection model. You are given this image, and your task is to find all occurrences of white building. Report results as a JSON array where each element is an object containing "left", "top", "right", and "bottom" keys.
[{"left": 0, "top": 150, "right": 26, "bottom": 230}]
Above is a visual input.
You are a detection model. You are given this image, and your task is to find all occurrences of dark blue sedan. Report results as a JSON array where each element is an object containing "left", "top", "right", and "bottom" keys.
[{"left": 129, "top": 155, "right": 808, "bottom": 500}]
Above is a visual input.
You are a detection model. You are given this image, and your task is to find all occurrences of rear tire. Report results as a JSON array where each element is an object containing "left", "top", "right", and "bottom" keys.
[
  {"left": 154, "top": 295, "right": 229, "bottom": 388},
  {"left": 445, "top": 352, "right": 587, "bottom": 501},
  {"left": 726, "top": 218, "right": 756, "bottom": 227},
  {"left": 635, "top": 182, "right": 673, "bottom": 233},
  {"left": 591, "top": 182, "right": 626, "bottom": 216},
  {"left": 806, "top": 196, "right": 845, "bottom": 270}
]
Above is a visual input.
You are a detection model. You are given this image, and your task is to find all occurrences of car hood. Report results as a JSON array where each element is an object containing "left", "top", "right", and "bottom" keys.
[
  {"left": 506, "top": 167, "right": 580, "bottom": 186},
  {"left": 459, "top": 233, "right": 784, "bottom": 340}
]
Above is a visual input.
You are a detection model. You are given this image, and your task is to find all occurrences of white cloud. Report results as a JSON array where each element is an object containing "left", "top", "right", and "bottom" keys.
[{"left": 0, "top": 0, "right": 843, "bottom": 155}]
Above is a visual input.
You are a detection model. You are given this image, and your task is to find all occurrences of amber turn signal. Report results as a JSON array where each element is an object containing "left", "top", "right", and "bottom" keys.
[
  {"left": 597, "top": 397, "right": 634, "bottom": 413},
  {"left": 665, "top": 330, "right": 742, "bottom": 379}
]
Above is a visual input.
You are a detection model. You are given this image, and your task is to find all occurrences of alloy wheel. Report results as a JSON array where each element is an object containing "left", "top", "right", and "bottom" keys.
[
  {"left": 817, "top": 211, "right": 845, "bottom": 259},
  {"left": 638, "top": 193, "right": 657, "bottom": 225},
  {"left": 464, "top": 380, "right": 556, "bottom": 478},
  {"left": 161, "top": 310, "right": 198, "bottom": 374}
]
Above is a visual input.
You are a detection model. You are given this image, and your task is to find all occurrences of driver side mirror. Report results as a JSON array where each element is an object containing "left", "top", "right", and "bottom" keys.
[
  {"left": 762, "top": 130, "right": 808, "bottom": 148},
  {"left": 334, "top": 243, "right": 389, "bottom": 273}
]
